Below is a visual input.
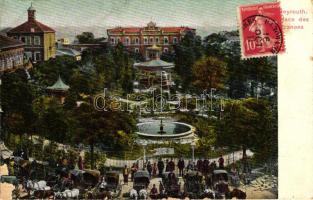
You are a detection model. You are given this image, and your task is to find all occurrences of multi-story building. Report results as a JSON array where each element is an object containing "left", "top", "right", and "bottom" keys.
[
  {"left": 107, "top": 21, "right": 195, "bottom": 59},
  {"left": 7, "top": 4, "right": 56, "bottom": 62},
  {"left": 0, "top": 34, "right": 24, "bottom": 72}
]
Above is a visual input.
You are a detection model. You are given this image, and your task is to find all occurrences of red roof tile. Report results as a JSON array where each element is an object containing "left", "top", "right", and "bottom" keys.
[
  {"left": 8, "top": 20, "right": 55, "bottom": 33},
  {"left": 108, "top": 26, "right": 195, "bottom": 34},
  {"left": 161, "top": 27, "right": 195, "bottom": 32},
  {"left": 108, "top": 27, "right": 142, "bottom": 33},
  {"left": 123, "top": 27, "right": 142, "bottom": 33}
]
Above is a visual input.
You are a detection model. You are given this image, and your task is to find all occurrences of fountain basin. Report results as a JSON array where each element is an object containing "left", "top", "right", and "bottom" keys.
[{"left": 136, "top": 121, "right": 194, "bottom": 138}]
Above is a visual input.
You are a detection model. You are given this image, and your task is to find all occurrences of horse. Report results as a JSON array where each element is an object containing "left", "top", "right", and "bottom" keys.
[
  {"left": 139, "top": 189, "right": 148, "bottom": 199},
  {"left": 26, "top": 180, "right": 54, "bottom": 199},
  {"left": 26, "top": 180, "right": 49, "bottom": 191},
  {"left": 201, "top": 188, "right": 215, "bottom": 199},
  {"left": 54, "top": 188, "right": 80, "bottom": 199},
  {"left": 228, "top": 188, "right": 247, "bottom": 199},
  {"left": 130, "top": 188, "right": 138, "bottom": 199},
  {"left": 33, "top": 190, "right": 54, "bottom": 199}
]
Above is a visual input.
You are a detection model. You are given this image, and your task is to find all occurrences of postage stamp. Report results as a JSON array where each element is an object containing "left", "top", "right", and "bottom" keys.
[{"left": 238, "top": 2, "right": 285, "bottom": 58}]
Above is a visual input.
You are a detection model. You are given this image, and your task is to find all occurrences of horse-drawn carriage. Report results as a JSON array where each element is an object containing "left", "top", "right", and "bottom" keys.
[
  {"left": 183, "top": 171, "right": 205, "bottom": 199},
  {"left": 104, "top": 171, "right": 122, "bottom": 193},
  {"left": 210, "top": 169, "right": 230, "bottom": 198},
  {"left": 86, "top": 170, "right": 122, "bottom": 199},
  {"left": 159, "top": 172, "right": 181, "bottom": 198},
  {"left": 128, "top": 170, "right": 150, "bottom": 199},
  {"left": 133, "top": 170, "right": 150, "bottom": 192},
  {"left": 208, "top": 169, "right": 246, "bottom": 199},
  {"left": 52, "top": 169, "right": 100, "bottom": 199},
  {"left": 70, "top": 169, "right": 100, "bottom": 189}
]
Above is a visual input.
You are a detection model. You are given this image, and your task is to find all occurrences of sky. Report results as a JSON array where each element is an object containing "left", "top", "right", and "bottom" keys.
[{"left": 0, "top": 0, "right": 272, "bottom": 38}]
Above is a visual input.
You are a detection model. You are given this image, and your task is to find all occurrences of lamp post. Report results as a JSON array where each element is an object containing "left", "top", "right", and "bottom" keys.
[
  {"left": 160, "top": 71, "right": 163, "bottom": 113},
  {"left": 160, "top": 71, "right": 167, "bottom": 114},
  {"left": 142, "top": 140, "right": 147, "bottom": 169},
  {"left": 191, "top": 140, "right": 196, "bottom": 168}
]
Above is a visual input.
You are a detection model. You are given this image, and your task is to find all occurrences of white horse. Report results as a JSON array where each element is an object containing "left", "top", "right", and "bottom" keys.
[
  {"left": 55, "top": 188, "right": 80, "bottom": 199},
  {"left": 130, "top": 188, "right": 138, "bottom": 199},
  {"left": 139, "top": 189, "right": 148, "bottom": 199},
  {"left": 26, "top": 180, "right": 50, "bottom": 190},
  {"left": 204, "top": 188, "right": 215, "bottom": 199}
]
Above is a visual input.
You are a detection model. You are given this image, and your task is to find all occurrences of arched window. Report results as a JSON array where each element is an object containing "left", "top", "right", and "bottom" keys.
[
  {"left": 135, "top": 37, "right": 140, "bottom": 44},
  {"left": 125, "top": 37, "right": 130, "bottom": 45},
  {"left": 164, "top": 36, "right": 169, "bottom": 44},
  {"left": 144, "top": 37, "right": 148, "bottom": 44},
  {"left": 149, "top": 37, "right": 154, "bottom": 44},
  {"left": 173, "top": 37, "right": 178, "bottom": 44}
]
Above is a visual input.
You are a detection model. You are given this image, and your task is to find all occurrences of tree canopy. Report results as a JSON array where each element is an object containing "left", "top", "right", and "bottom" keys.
[{"left": 192, "top": 56, "right": 227, "bottom": 91}]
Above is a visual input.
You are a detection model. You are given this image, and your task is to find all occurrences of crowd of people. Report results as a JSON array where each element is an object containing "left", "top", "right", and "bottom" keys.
[{"left": 120, "top": 155, "right": 226, "bottom": 185}]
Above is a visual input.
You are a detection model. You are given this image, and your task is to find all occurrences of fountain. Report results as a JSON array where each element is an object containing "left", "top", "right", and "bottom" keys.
[
  {"left": 135, "top": 45, "right": 195, "bottom": 141},
  {"left": 157, "top": 119, "right": 166, "bottom": 135},
  {"left": 136, "top": 117, "right": 195, "bottom": 139}
]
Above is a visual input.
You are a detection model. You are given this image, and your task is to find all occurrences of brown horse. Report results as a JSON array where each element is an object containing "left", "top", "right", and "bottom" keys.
[
  {"left": 228, "top": 188, "right": 247, "bottom": 199},
  {"left": 33, "top": 190, "right": 55, "bottom": 199}
]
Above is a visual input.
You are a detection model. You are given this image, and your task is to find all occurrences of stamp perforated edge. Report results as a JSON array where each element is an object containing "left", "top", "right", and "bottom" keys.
[{"left": 237, "top": 1, "right": 285, "bottom": 59}]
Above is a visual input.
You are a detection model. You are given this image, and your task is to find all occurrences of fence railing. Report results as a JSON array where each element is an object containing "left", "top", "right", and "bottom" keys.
[{"left": 104, "top": 149, "right": 253, "bottom": 169}]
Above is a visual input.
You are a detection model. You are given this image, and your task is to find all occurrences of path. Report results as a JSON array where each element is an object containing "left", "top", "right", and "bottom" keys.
[{"left": 104, "top": 150, "right": 253, "bottom": 169}]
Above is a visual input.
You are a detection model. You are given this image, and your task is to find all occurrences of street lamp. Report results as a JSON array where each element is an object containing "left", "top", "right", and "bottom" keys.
[
  {"left": 160, "top": 71, "right": 167, "bottom": 114},
  {"left": 142, "top": 140, "right": 147, "bottom": 169},
  {"left": 190, "top": 140, "right": 196, "bottom": 168},
  {"left": 160, "top": 71, "right": 163, "bottom": 113}
]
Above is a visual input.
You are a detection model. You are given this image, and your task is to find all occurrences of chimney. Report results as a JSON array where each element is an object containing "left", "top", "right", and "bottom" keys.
[{"left": 28, "top": 3, "right": 36, "bottom": 21}]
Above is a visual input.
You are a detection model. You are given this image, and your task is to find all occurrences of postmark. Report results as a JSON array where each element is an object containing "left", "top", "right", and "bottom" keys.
[{"left": 238, "top": 2, "right": 285, "bottom": 59}]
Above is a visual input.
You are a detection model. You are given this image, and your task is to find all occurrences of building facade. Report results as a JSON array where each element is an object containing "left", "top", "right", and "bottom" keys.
[
  {"left": 7, "top": 4, "right": 56, "bottom": 62},
  {"left": 107, "top": 22, "right": 195, "bottom": 59},
  {"left": 0, "top": 34, "right": 24, "bottom": 72}
]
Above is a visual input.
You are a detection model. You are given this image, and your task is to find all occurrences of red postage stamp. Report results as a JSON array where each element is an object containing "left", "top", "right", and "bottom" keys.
[{"left": 238, "top": 2, "right": 285, "bottom": 59}]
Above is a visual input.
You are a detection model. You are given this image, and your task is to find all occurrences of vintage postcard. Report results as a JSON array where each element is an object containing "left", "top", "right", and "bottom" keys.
[{"left": 0, "top": 0, "right": 312, "bottom": 199}]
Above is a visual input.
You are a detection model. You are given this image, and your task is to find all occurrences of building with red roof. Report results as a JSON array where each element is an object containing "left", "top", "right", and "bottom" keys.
[
  {"left": 107, "top": 21, "right": 195, "bottom": 59},
  {"left": 7, "top": 4, "right": 56, "bottom": 62},
  {"left": 0, "top": 34, "right": 24, "bottom": 72}
]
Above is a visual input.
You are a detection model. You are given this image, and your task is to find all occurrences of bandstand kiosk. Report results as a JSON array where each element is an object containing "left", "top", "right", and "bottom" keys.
[
  {"left": 133, "top": 44, "right": 174, "bottom": 93},
  {"left": 46, "top": 75, "right": 70, "bottom": 103}
]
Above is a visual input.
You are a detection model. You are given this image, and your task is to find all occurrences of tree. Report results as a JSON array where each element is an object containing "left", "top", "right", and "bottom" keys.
[
  {"left": 112, "top": 43, "right": 134, "bottom": 93},
  {"left": 227, "top": 60, "right": 249, "bottom": 99},
  {"left": 243, "top": 57, "right": 277, "bottom": 97},
  {"left": 76, "top": 32, "right": 95, "bottom": 44},
  {"left": 217, "top": 100, "right": 258, "bottom": 160},
  {"left": 174, "top": 31, "right": 203, "bottom": 91},
  {"left": 32, "top": 56, "right": 79, "bottom": 87},
  {"left": 33, "top": 96, "right": 68, "bottom": 143},
  {"left": 1, "top": 69, "right": 36, "bottom": 142},
  {"left": 192, "top": 56, "right": 227, "bottom": 91},
  {"left": 63, "top": 90, "right": 79, "bottom": 110},
  {"left": 217, "top": 98, "right": 277, "bottom": 164},
  {"left": 244, "top": 99, "right": 277, "bottom": 162},
  {"left": 203, "top": 33, "right": 227, "bottom": 56},
  {"left": 69, "top": 102, "right": 136, "bottom": 169},
  {"left": 69, "top": 69, "right": 95, "bottom": 95}
]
